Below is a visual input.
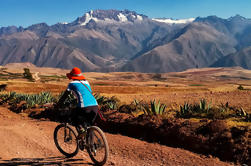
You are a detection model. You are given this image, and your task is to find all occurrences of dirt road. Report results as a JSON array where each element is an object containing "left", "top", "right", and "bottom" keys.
[{"left": 0, "top": 107, "right": 234, "bottom": 166}]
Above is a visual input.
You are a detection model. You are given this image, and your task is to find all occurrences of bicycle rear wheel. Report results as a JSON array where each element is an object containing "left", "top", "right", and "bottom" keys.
[
  {"left": 86, "top": 126, "right": 109, "bottom": 166},
  {"left": 54, "top": 123, "right": 79, "bottom": 157}
]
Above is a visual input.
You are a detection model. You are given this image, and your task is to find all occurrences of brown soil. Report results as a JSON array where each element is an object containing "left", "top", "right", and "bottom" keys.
[
  {"left": 0, "top": 106, "right": 234, "bottom": 166},
  {"left": 94, "top": 111, "right": 250, "bottom": 165}
]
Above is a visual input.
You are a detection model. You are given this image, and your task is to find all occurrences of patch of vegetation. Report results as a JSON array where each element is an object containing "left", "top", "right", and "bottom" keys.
[
  {"left": 1, "top": 89, "right": 249, "bottom": 123},
  {"left": 0, "top": 70, "right": 23, "bottom": 80},
  {"left": 117, "top": 99, "right": 167, "bottom": 116},
  {"left": 23, "top": 68, "right": 34, "bottom": 81},
  {"left": 237, "top": 85, "right": 244, "bottom": 90},
  {"left": 177, "top": 99, "right": 250, "bottom": 122},
  {"left": 0, "top": 91, "right": 56, "bottom": 108},
  {"left": 189, "top": 84, "right": 204, "bottom": 86}
]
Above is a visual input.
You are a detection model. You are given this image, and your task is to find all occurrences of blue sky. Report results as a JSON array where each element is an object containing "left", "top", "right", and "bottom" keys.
[{"left": 0, "top": 0, "right": 251, "bottom": 27}]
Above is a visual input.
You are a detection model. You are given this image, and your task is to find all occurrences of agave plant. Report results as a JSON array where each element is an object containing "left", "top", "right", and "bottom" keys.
[
  {"left": 107, "top": 102, "right": 117, "bottom": 110},
  {"left": 150, "top": 100, "right": 166, "bottom": 115},
  {"left": 199, "top": 99, "right": 211, "bottom": 113},
  {"left": 142, "top": 100, "right": 166, "bottom": 116},
  {"left": 180, "top": 102, "right": 190, "bottom": 117}
]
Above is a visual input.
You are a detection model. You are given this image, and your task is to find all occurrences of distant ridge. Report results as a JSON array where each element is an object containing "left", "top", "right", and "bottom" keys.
[{"left": 0, "top": 10, "right": 251, "bottom": 73}]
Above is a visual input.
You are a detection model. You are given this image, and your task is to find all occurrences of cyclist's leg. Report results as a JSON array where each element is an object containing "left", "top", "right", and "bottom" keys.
[
  {"left": 81, "top": 106, "right": 98, "bottom": 148},
  {"left": 74, "top": 106, "right": 98, "bottom": 135},
  {"left": 82, "top": 105, "right": 98, "bottom": 126}
]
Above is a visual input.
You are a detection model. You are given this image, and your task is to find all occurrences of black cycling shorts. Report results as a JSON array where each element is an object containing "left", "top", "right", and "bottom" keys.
[{"left": 73, "top": 105, "right": 98, "bottom": 126}]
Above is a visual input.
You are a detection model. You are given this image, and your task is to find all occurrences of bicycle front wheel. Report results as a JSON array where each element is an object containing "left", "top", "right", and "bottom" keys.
[
  {"left": 54, "top": 123, "right": 79, "bottom": 157},
  {"left": 87, "top": 126, "right": 109, "bottom": 166}
]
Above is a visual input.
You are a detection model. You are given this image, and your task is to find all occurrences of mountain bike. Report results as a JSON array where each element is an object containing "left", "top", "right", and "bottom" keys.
[{"left": 53, "top": 121, "right": 109, "bottom": 166}]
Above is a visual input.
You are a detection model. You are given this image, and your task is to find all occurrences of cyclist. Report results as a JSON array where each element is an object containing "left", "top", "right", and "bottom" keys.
[{"left": 55, "top": 67, "right": 98, "bottom": 132}]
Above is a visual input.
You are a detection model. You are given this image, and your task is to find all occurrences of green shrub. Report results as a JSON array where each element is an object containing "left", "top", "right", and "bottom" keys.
[
  {"left": 23, "top": 68, "right": 34, "bottom": 81},
  {"left": 237, "top": 85, "right": 244, "bottom": 90}
]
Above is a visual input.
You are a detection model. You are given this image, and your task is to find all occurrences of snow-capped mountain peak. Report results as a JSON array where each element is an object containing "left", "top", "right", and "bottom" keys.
[
  {"left": 80, "top": 10, "right": 99, "bottom": 26},
  {"left": 152, "top": 18, "right": 195, "bottom": 24},
  {"left": 117, "top": 13, "right": 128, "bottom": 22},
  {"left": 75, "top": 10, "right": 147, "bottom": 26}
]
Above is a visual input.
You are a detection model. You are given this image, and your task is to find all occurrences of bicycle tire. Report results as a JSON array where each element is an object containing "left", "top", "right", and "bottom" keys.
[
  {"left": 54, "top": 123, "right": 79, "bottom": 157},
  {"left": 86, "top": 126, "right": 109, "bottom": 166}
]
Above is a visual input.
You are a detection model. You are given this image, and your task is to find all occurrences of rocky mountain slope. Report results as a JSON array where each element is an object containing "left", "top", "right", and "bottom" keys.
[
  {"left": 211, "top": 46, "right": 251, "bottom": 69},
  {"left": 0, "top": 10, "right": 251, "bottom": 72}
]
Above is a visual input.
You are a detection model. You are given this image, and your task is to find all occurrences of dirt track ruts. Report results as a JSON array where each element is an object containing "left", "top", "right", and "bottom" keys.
[{"left": 0, "top": 107, "right": 234, "bottom": 166}]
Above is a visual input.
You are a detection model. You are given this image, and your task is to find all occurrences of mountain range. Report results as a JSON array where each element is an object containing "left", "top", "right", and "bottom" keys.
[{"left": 1, "top": 9, "right": 251, "bottom": 73}]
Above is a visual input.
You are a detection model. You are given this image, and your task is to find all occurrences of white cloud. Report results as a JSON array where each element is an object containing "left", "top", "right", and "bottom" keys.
[{"left": 152, "top": 18, "right": 195, "bottom": 24}]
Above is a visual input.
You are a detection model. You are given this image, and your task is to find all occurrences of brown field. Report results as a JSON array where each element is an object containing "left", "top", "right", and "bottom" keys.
[{"left": 1, "top": 64, "right": 251, "bottom": 112}]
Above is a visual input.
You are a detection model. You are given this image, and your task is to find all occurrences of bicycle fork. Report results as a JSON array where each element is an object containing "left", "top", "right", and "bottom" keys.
[{"left": 64, "top": 123, "right": 72, "bottom": 142}]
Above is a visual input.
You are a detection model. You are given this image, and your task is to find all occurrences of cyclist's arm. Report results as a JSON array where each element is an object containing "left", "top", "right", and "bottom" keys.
[{"left": 56, "top": 90, "right": 70, "bottom": 107}]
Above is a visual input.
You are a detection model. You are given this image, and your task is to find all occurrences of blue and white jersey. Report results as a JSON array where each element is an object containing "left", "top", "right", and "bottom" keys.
[{"left": 67, "top": 80, "right": 98, "bottom": 108}]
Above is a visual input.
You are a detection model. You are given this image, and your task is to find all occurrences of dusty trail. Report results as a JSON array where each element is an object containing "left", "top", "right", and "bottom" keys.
[{"left": 0, "top": 107, "right": 234, "bottom": 166}]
